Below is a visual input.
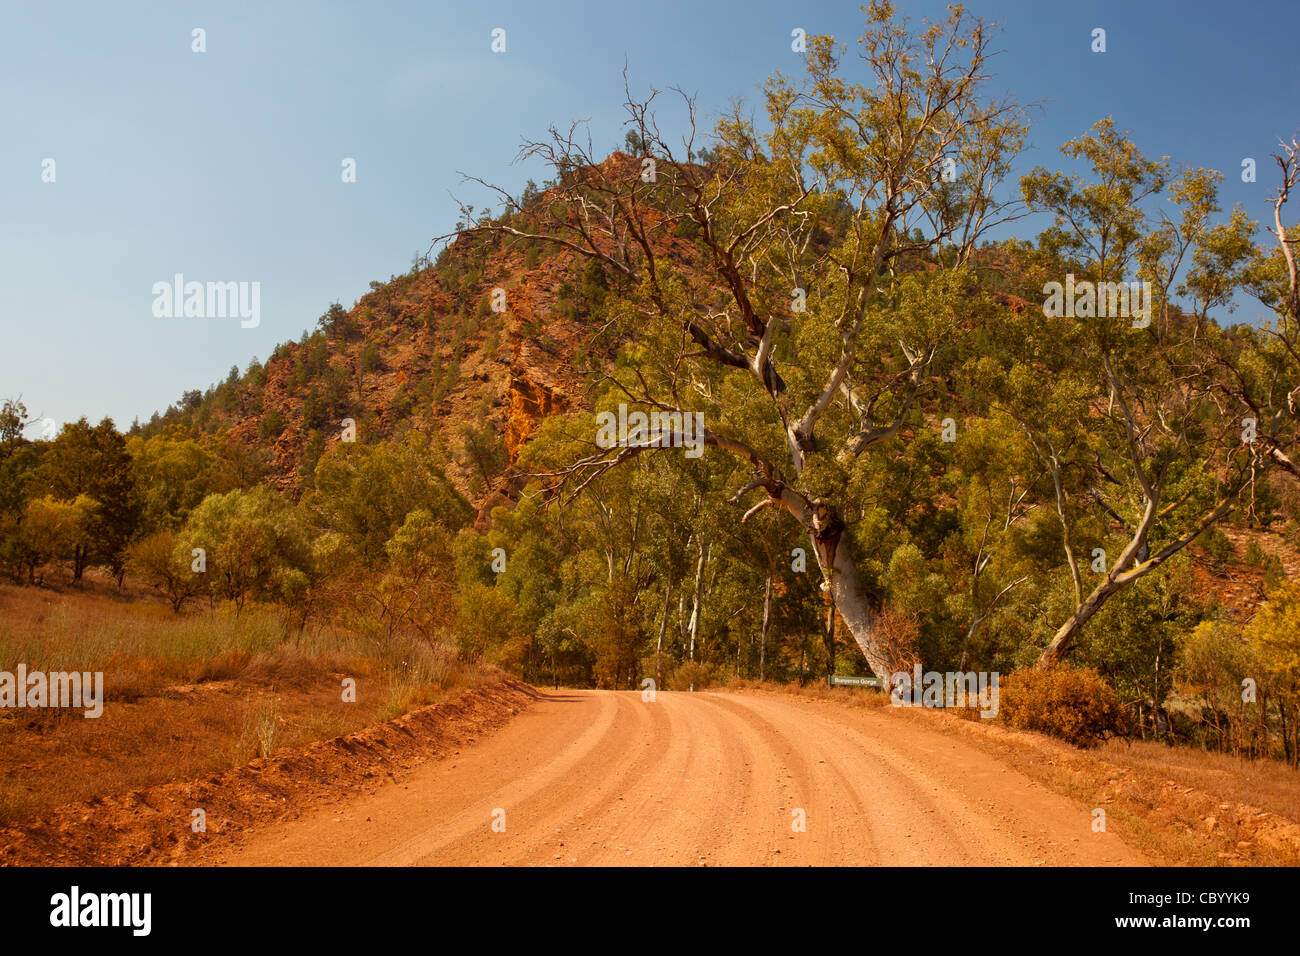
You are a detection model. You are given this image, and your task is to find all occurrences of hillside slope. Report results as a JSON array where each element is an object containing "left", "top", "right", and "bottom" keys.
[{"left": 140, "top": 155, "right": 673, "bottom": 508}]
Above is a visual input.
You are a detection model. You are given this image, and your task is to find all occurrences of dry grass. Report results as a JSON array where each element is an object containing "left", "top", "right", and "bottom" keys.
[
  {"left": 0, "top": 581, "right": 487, "bottom": 826},
  {"left": 1098, "top": 737, "right": 1300, "bottom": 824},
  {"left": 723, "top": 675, "right": 891, "bottom": 710}
]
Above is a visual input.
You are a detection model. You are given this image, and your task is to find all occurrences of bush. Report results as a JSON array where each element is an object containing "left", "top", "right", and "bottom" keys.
[
  {"left": 259, "top": 408, "right": 285, "bottom": 440},
  {"left": 1199, "top": 527, "right": 1234, "bottom": 567},
  {"left": 454, "top": 581, "right": 520, "bottom": 661},
  {"left": 126, "top": 530, "right": 200, "bottom": 612},
  {"left": 670, "top": 660, "right": 711, "bottom": 691},
  {"left": 390, "top": 386, "right": 414, "bottom": 418},
  {"left": 998, "top": 665, "right": 1126, "bottom": 748}
]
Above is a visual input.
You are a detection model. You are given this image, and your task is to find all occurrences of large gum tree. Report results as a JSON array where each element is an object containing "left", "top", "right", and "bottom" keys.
[{"left": 443, "top": 2, "right": 1027, "bottom": 679}]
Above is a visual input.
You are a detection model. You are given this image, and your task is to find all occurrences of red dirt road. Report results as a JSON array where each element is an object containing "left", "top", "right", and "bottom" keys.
[{"left": 206, "top": 689, "right": 1147, "bottom": 866}]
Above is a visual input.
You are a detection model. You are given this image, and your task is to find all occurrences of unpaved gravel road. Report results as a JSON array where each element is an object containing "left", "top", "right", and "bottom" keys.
[{"left": 210, "top": 689, "right": 1146, "bottom": 866}]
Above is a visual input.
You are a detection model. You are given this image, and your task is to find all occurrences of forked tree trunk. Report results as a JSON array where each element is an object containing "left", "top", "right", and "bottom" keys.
[
  {"left": 1035, "top": 496, "right": 1236, "bottom": 669},
  {"left": 806, "top": 510, "right": 892, "bottom": 681},
  {"left": 1035, "top": 575, "right": 1126, "bottom": 668}
]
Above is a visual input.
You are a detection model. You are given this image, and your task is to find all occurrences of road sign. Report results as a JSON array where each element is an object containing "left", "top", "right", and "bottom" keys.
[{"left": 829, "top": 675, "right": 884, "bottom": 689}]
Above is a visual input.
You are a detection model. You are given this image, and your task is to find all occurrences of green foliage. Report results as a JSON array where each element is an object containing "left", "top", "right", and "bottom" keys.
[
  {"left": 127, "top": 529, "right": 201, "bottom": 612},
  {"left": 258, "top": 408, "right": 285, "bottom": 441},
  {"left": 0, "top": 399, "right": 28, "bottom": 448},
  {"left": 178, "top": 486, "right": 311, "bottom": 612},
  {"left": 1200, "top": 528, "right": 1235, "bottom": 566},
  {"left": 309, "top": 433, "right": 472, "bottom": 569},
  {"left": 456, "top": 420, "right": 508, "bottom": 493},
  {"left": 454, "top": 581, "right": 521, "bottom": 661},
  {"left": 1248, "top": 581, "right": 1300, "bottom": 681},
  {"left": 12, "top": 495, "right": 94, "bottom": 583},
  {"left": 579, "top": 259, "right": 608, "bottom": 311},
  {"left": 298, "top": 429, "right": 326, "bottom": 490},
  {"left": 317, "top": 302, "right": 355, "bottom": 339},
  {"left": 127, "top": 429, "right": 220, "bottom": 532},
  {"left": 38, "top": 418, "right": 141, "bottom": 580}
]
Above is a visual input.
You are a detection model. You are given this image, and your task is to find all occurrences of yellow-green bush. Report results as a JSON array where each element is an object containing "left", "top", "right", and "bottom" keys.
[{"left": 998, "top": 665, "right": 1126, "bottom": 748}]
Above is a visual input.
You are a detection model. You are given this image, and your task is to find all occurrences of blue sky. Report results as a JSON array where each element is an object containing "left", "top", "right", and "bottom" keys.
[{"left": 2, "top": 0, "right": 1297, "bottom": 432}]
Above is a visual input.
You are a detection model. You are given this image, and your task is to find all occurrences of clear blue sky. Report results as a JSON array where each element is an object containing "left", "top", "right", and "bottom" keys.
[{"left": 3, "top": 0, "right": 1297, "bottom": 433}]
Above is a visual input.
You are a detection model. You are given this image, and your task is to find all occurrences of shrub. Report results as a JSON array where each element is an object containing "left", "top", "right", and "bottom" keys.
[
  {"left": 1199, "top": 527, "right": 1234, "bottom": 567},
  {"left": 127, "top": 529, "right": 200, "bottom": 612},
  {"left": 454, "top": 581, "right": 520, "bottom": 661},
  {"left": 258, "top": 408, "right": 285, "bottom": 440},
  {"left": 1262, "top": 553, "right": 1287, "bottom": 591},
  {"left": 236, "top": 695, "right": 280, "bottom": 761},
  {"left": 390, "top": 386, "right": 414, "bottom": 418},
  {"left": 670, "top": 660, "right": 711, "bottom": 691},
  {"left": 998, "top": 665, "right": 1126, "bottom": 747},
  {"left": 673, "top": 218, "right": 701, "bottom": 239}
]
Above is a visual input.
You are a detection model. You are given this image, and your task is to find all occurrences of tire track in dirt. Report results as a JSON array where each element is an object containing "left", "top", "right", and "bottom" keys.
[
  {"left": 580, "top": 690, "right": 727, "bottom": 866},
  {"left": 720, "top": 693, "right": 1144, "bottom": 865},
  {"left": 688, "top": 692, "right": 873, "bottom": 866},
  {"left": 436, "top": 690, "right": 669, "bottom": 865},
  {"left": 208, "top": 688, "right": 1147, "bottom": 866},
  {"left": 372, "top": 689, "right": 650, "bottom": 864},
  {"left": 716, "top": 693, "right": 1024, "bottom": 865}
]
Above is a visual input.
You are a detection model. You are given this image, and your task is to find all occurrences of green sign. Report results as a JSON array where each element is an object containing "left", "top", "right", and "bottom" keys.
[{"left": 829, "top": 675, "right": 884, "bottom": 689}]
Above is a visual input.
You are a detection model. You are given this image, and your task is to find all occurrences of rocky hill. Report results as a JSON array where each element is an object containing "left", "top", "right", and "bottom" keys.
[{"left": 140, "top": 157, "right": 667, "bottom": 510}]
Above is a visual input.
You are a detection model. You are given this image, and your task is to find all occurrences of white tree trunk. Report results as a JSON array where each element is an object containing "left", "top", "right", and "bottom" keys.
[
  {"left": 806, "top": 513, "right": 892, "bottom": 681},
  {"left": 655, "top": 565, "right": 673, "bottom": 684},
  {"left": 687, "top": 540, "right": 709, "bottom": 662},
  {"left": 760, "top": 573, "right": 772, "bottom": 680}
]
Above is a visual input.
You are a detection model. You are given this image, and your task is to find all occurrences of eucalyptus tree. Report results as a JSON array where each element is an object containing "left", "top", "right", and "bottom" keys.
[
  {"left": 1011, "top": 122, "right": 1256, "bottom": 667},
  {"left": 441, "top": 3, "right": 1027, "bottom": 678},
  {"left": 1216, "top": 136, "right": 1300, "bottom": 485}
]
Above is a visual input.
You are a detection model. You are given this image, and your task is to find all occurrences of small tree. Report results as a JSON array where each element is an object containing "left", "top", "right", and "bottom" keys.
[
  {"left": 127, "top": 529, "right": 201, "bottom": 612},
  {"left": 179, "top": 487, "right": 311, "bottom": 613},
  {"left": 18, "top": 495, "right": 93, "bottom": 584},
  {"left": 1247, "top": 581, "right": 1300, "bottom": 765}
]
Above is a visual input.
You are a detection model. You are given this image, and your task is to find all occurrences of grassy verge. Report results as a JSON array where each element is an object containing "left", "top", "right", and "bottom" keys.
[{"left": 0, "top": 581, "right": 487, "bottom": 826}]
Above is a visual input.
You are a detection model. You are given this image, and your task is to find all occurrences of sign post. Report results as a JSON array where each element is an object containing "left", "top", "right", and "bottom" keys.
[{"left": 828, "top": 674, "right": 884, "bottom": 690}]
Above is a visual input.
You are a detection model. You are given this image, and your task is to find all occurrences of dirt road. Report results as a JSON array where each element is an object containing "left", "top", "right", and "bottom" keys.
[{"left": 208, "top": 689, "right": 1146, "bottom": 866}]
